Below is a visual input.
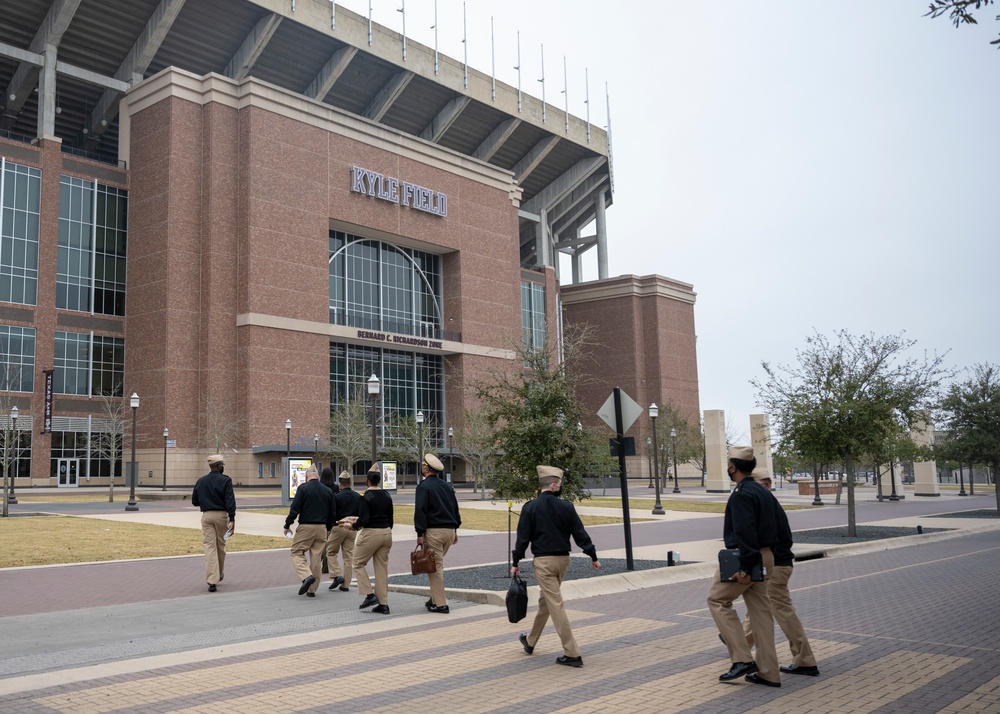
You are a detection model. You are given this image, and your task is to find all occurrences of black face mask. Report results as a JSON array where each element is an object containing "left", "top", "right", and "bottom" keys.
[
  {"left": 217, "top": 465, "right": 225, "bottom": 474},
  {"left": 727, "top": 467, "right": 736, "bottom": 482},
  {"left": 552, "top": 488, "right": 562, "bottom": 497}
]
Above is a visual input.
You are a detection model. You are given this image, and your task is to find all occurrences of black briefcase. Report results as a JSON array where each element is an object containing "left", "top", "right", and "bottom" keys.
[
  {"left": 506, "top": 574, "right": 528, "bottom": 623},
  {"left": 718, "top": 549, "right": 763, "bottom": 582}
]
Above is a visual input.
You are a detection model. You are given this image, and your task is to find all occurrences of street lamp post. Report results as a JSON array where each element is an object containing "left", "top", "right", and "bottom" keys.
[
  {"left": 958, "top": 463, "right": 967, "bottom": 496},
  {"left": 415, "top": 410, "right": 424, "bottom": 487},
  {"left": 811, "top": 461, "right": 824, "bottom": 506},
  {"left": 9, "top": 406, "right": 18, "bottom": 504},
  {"left": 125, "top": 392, "right": 139, "bottom": 511},
  {"left": 649, "top": 404, "right": 663, "bottom": 515},
  {"left": 646, "top": 437, "right": 653, "bottom": 489},
  {"left": 367, "top": 374, "right": 380, "bottom": 464},
  {"left": 162, "top": 427, "right": 169, "bottom": 491},
  {"left": 313, "top": 433, "right": 319, "bottom": 470},
  {"left": 670, "top": 427, "right": 680, "bottom": 494},
  {"left": 889, "top": 461, "right": 899, "bottom": 502},
  {"left": 447, "top": 426, "right": 454, "bottom": 483},
  {"left": 285, "top": 418, "right": 291, "bottom": 482}
]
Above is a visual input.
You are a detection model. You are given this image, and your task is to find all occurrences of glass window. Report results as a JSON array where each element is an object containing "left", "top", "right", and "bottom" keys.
[
  {"left": 330, "top": 342, "right": 445, "bottom": 448},
  {"left": 329, "top": 231, "right": 443, "bottom": 339},
  {"left": 521, "top": 281, "right": 546, "bottom": 356},
  {"left": 54, "top": 331, "right": 124, "bottom": 396},
  {"left": 57, "top": 177, "right": 127, "bottom": 316},
  {"left": 0, "top": 161, "right": 41, "bottom": 306},
  {"left": 0, "top": 324, "right": 35, "bottom": 391},
  {"left": 54, "top": 331, "right": 90, "bottom": 395}
]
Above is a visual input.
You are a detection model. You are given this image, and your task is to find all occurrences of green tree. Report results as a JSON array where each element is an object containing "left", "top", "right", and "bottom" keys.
[
  {"left": 925, "top": 1, "right": 1000, "bottom": 48},
  {"left": 753, "top": 330, "right": 949, "bottom": 536},
  {"left": 938, "top": 363, "right": 1000, "bottom": 512},
  {"left": 474, "top": 325, "right": 616, "bottom": 501}
]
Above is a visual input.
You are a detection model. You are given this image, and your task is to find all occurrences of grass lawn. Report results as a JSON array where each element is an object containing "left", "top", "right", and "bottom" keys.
[
  {"left": 0, "top": 516, "right": 289, "bottom": 568},
  {"left": 243, "top": 504, "right": 642, "bottom": 530}
]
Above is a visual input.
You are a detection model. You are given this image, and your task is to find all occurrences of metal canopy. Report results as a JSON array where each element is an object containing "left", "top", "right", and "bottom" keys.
[{"left": 0, "top": 0, "right": 612, "bottom": 271}]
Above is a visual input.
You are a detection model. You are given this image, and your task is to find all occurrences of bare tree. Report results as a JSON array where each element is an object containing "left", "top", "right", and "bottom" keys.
[
  {"left": 326, "top": 386, "right": 372, "bottom": 481},
  {"left": 0, "top": 363, "right": 21, "bottom": 518},
  {"left": 454, "top": 409, "right": 499, "bottom": 500},
  {"left": 91, "top": 391, "right": 127, "bottom": 503},
  {"left": 200, "top": 402, "right": 245, "bottom": 454}
]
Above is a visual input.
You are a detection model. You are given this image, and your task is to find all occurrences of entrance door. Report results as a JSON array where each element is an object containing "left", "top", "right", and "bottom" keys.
[{"left": 57, "top": 459, "right": 79, "bottom": 487}]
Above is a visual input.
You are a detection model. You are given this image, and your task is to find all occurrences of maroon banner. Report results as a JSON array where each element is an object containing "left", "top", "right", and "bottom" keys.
[{"left": 43, "top": 369, "right": 53, "bottom": 433}]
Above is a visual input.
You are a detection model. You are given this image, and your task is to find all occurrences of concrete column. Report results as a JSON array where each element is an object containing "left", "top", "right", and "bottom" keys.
[
  {"left": 595, "top": 190, "right": 608, "bottom": 279},
  {"left": 879, "top": 463, "right": 907, "bottom": 500},
  {"left": 749, "top": 414, "right": 774, "bottom": 479},
  {"left": 535, "top": 208, "right": 550, "bottom": 268},
  {"left": 38, "top": 44, "right": 58, "bottom": 140},
  {"left": 704, "top": 409, "right": 730, "bottom": 493},
  {"left": 912, "top": 416, "right": 939, "bottom": 497}
]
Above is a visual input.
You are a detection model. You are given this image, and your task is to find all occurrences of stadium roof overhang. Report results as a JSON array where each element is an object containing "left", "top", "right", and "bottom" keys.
[{"left": 0, "top": 0, "right": 612, "bottom": 271}]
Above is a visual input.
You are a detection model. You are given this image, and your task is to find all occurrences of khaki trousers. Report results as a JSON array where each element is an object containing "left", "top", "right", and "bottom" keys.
[
  {"left": 526, "top": 555, "right": 580, "bottom": 658},
  {"left": 424, "top": 527, "right": 456, "bottom": 606},
  {"left": 353, "top": 528, "right": 392, "bottom": 605},
  {"left": 742, "top": 564, "right": 816, "bottom": 667},
  {"left": 325, "top": 527, "right": 357, "bottom": 586},
  {"left": 706, "top": 546, "right": 780, "bottom": 683},
  {"left": 201, "top": 511, "right": 229, "bottom": 585},
  {"left": 290, "top": 524, "right": 328, "bottom": 593}
]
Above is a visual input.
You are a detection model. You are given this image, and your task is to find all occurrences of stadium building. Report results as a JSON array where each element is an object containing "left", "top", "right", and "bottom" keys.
[{"left": 0, "top": 0, "right": 699, "bottom": 489}]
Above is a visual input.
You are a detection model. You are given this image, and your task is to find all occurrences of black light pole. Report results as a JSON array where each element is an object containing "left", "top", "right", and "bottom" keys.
[
  {"left": 125, "top": 392, "right": 139, "bottom": 511},
  {"left": 889, "top": 461, "right": 899, "bottom": 501},
  {"left": 968, "top": 464, "right": 975, "bottom": 496},
  {"left": 162, "top": 427, "right": 168, "bottom": 491},
  {"left": 367, "top": 374, "right": 380, "bottom": 464},
  {"left": 285, "top": 418, "right": 291, "bottom": 483},
  {"left": 313, "top": 433, "right": 319, "bottom": 470},
  {"left": 649, "top": 404, "right": 663, "bottom": 514},
  {"left": 448, "top": 426, "right": 454, "bottom": 482},
  {"left": 811, "top": 461, "right": 824, "bottom": 506},
  {"left": 670, "top": 427, "right": 680, "bottom": 494},
  {"left": 415, "top": 410, "right": 424, "bottom": 486},
  {"left": 958, "top": 463, "right": 967, "bottom": 496},
  {"left": 646, "top": 437, "right": 653, "bottom": 489},
  {"left": 9, "top": 406, "right": 18, "bottom": 504}
]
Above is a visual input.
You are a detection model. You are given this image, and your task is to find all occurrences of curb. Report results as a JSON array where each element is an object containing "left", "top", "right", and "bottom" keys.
[{"left": 403, "top": 520, "right": 1000, "bottom": 606}]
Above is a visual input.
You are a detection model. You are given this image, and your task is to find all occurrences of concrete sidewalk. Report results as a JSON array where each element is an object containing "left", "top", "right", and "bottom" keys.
[{"left": 1, "top": 518, "right": 998, "bottom": 712}]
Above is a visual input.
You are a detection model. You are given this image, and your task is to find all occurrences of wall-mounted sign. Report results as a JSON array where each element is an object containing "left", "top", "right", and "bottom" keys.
[
  {"left": 357, "top": 329, "right": 443, "bottom": 349},
  {"left": 350, "top": 166, "right": 448, "bottom": 217}
]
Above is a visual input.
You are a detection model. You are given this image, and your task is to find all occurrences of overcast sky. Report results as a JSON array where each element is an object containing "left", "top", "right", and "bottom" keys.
[{"left": 340, "top": 1, "right": 999, "bottom": 434}]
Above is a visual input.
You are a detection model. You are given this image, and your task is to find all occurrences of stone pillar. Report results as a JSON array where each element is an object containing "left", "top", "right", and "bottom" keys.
[
  {"left": 879, "top": 463, "right": 907, "bottom": 500},
  {"left": 911, "top": 417, "right": 939, "bottom": 497},
  {"left": 750, "top": 414, "right": 774, "bottom": 480},
  {"left": 595, "top": 191, "right": 608, "bottom": 279},
  {"left": 704, "top": 409, "right": 730, "bottom": 493}
]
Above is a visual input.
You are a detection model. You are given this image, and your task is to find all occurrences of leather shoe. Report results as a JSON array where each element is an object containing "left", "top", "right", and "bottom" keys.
[
  {"left": 298, "top": 575, "right": 316, "bottom": 595},
  {"left": 555, "top": 656, "right": 583, "bottom": 668},
  {"left": 425, "top": 598, "right": 434, "bottom": 609},
  {"left": 329, "top": 576, "right": 344, "bottom": 590},
  {"left": 780, "top": 664, "right": 819, "bottom": 676},
  {"left": 719, "top": 661, "right": 757, "bottom": 681},
  {"left": 519, "top": 634, "right": 534, "bottom": 655},
  {"left": 745, "top": 673, "right": 781, "bottom": 687},
  {"left": 359, "top": 593, "right": 379, "bottom": 609},
  {"left": 371, "top": 604, "right": 390, "bottom": 614},
  {"left": 207, "top": 584, "right": 217, "bottom": 592},
  {"left": 338, "top": 586, "right": 350, "bottom": 591},
  {"left": 306, "top": 592, "right": 316, "bottom": 598},
  {"left": 427, "top": 604, "right": 450, "bottom": 614}
]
